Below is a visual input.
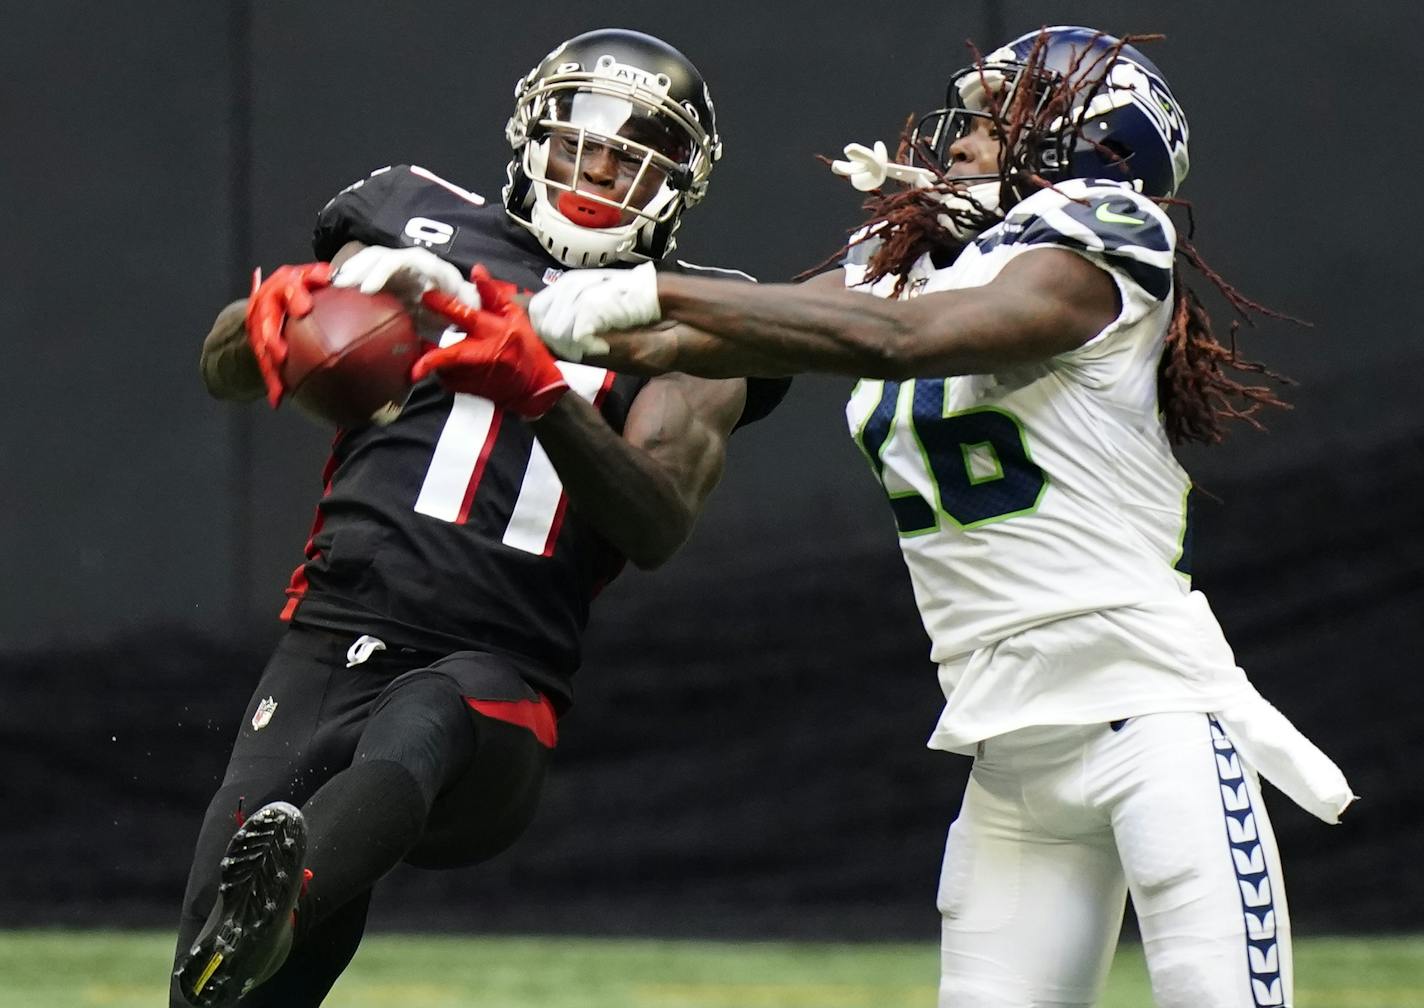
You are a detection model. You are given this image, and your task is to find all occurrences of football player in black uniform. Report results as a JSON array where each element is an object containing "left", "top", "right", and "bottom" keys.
[{"left": 172, "top": 29, "right": 786, "bottom": 1008}]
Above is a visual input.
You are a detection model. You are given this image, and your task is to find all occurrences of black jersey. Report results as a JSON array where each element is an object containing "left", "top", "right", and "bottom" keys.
[{"left": 284, "top": 165, "right": 785, "bottom": 710}]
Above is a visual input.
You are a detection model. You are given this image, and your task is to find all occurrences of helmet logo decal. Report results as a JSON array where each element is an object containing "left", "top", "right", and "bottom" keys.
[
  {"left": 1104, "top": 60, "right": 1188, "bottom": 160},
  {"left": 593, "top": 54, "right": 672, "bottom": 98}
]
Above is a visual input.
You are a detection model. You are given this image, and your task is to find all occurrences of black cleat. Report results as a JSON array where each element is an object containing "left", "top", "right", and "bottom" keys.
[{"left": 175, "top": 801, "right": 307, "bottom": 1007}]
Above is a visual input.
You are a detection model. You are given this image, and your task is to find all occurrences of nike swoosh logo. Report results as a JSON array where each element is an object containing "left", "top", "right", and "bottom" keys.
[{"left": 1095, "top": 201, "right": 1146, "bottom": 226}]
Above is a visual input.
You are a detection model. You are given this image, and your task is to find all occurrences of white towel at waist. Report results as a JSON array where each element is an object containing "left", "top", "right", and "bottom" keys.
[{"left": 1215, "top": 686, "right": 1357, "bottom": 825}]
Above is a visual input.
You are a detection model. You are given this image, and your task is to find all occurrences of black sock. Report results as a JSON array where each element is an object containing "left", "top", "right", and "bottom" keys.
[{"left": 293, "top": 759, "right": 427, "bottom": 943}]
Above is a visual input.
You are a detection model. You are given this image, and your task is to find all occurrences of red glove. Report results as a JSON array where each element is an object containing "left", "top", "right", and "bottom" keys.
[
  {"left": 245, "top": 262, "right": 332, "bottom": 406},
  {"left": 414, "top": 265, "right": 570, "bottom": 419}
]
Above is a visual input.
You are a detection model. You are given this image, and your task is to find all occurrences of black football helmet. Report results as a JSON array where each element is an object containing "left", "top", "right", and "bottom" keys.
[{"left": 504, "top": 29, "right": 721, "bottom": 267}]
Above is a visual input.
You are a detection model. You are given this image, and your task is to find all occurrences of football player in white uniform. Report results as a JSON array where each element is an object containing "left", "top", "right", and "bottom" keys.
[{"left": 517, "top": 26, "right": 1356, "bottom": 1008}]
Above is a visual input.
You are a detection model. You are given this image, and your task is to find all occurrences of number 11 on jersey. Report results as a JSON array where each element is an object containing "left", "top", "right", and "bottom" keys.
[{"left": 414, "top": 363, "right": 612, "bottom": 555}]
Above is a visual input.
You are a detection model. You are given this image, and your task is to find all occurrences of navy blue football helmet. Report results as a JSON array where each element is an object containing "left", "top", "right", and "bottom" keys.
[{"left": 911, "top": 26, "right": 1190, "bottom": 200}]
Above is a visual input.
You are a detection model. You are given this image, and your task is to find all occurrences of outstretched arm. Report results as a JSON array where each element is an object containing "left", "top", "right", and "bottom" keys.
[
  {"left": 658, "top": 250, "right": 1118, "bottom": 377},
  {"left": 538, "top": 251, "right": 1120, "bottom": 379},
  {"left": 570, "top": 271, "right": 839, "bottom": 379},
  {"left": 590, "top": 320, "right": 803, "bottom": 379},
  {"left": 531, "top": 373, "right": 745, "bottom": 569}
]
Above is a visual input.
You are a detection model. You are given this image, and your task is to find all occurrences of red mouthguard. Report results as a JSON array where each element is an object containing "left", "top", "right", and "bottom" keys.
[{"left": 556, "top": 191, "right": 624, "bottom": 229}]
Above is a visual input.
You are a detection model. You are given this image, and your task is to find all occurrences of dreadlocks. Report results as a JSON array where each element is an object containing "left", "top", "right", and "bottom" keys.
[{"left": 823, "top": 31, "right": 1296, "bottom": 447}]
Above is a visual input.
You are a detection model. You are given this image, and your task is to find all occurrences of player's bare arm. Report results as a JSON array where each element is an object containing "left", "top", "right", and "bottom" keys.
[
  {"left": 200, "top": 299, "right": 265, "bottom": 401},
  {"left": 579, "top": 272, "right": 834, "bottom": 379},
  {"left": 594, "top": 319, "right": 800, "bottom": 379},
  {"left": 198, "top": 241, "right": 372, "bottom": 402},
  {"left": 531, "top": 373, "right": 744, "bottom": 569},
  {"left": 639, "top": 250, "right": 1120, "bottom": 379}
]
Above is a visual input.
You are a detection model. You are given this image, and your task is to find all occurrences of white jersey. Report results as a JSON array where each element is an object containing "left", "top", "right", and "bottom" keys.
[{"left": 844, "top": 179, "right": 1257, "bottom": 749}]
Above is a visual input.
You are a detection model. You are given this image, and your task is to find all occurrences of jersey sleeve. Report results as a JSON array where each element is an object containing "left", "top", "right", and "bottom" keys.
[
  {"left": 311, "top": 165, "right": 412, "bottom": 261},
  {"left": 838, "top": 224, "right": 883, "bottom": 288},
  {"left": 999, "top": 179, "right": 1176, "bottom": 305},
  {"left": 996, "top": 180, "right": 1177, "bottom": 382},
  {"left": 737, "top": 376, "right": 792, "bottom": 429}
]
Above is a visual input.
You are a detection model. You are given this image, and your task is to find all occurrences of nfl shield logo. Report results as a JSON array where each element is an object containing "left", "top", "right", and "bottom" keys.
[{"left": 252, "top": 696, "right": 278, "bottom": 731}]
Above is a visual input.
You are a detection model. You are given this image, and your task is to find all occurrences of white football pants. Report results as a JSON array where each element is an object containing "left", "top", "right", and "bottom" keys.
[{"left": 937, "top": 712, "right": 1291, "bottom": 1008}]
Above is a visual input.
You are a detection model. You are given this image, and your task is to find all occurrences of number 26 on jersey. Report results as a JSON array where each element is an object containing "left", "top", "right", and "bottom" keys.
[{"left": 852, "top": 378, "right": 1047, "bottom": 536}]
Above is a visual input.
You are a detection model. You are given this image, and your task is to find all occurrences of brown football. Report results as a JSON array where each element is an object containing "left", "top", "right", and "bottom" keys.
[{"left": 280, "top": 287, "right": 420, "bottom": 428}]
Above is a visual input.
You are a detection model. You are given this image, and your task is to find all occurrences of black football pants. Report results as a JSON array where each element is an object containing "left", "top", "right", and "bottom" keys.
[{"left": 169, "top": 625, "right": 553, "bottom": 1008}]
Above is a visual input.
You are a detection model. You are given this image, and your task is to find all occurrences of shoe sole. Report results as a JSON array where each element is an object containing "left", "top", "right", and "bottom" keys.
[{"left": 175, "top": 801, "right": 307, "bottom": 1007}]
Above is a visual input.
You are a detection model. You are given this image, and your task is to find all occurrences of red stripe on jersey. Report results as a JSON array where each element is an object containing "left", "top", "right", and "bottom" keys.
[
  {"left": 591, "top": 368, "right": 617, "bottom": 408},
  {"left": 539, "top": 370, "right": 617, "bottom": 556},
  {"left": 465, "top": 694, "right": 558, "bottom": 748},
  {"left": 281, "top": 441, "right": 343, "bottom": 620},
  {"left": 539, "top": 495, "right": 571, "bottom": 557},
  {"left": 455, "top": 410, "right": 504, "bottom": 525}
]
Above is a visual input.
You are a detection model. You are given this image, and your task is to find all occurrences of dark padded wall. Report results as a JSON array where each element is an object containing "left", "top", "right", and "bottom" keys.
[{"left": 3, "top": 1, "right": 1420, "bottom": 937}]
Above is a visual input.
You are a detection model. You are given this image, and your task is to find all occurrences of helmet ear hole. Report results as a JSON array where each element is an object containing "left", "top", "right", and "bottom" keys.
[
  {"left": 1100, "top": 139, "right": 1133, "bottom": 167},
  {"left": 666, "top": 166, "right": 694, "bottom": 192},
  {"left": 1083, "top": 139, "right": 1136, "bottom": 186}
]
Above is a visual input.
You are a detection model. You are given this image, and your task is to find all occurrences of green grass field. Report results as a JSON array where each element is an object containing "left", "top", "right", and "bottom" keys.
[{"left": 1, "top": 930, "right": 1419, "bottom": 1007}]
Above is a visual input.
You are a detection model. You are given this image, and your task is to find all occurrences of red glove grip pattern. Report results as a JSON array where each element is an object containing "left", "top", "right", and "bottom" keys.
[
  {"left": 413, "top": 266, "right": 570, "bottom": 419},
  {"left": 245, "top": 262, "right": 332, "bottom": 407}
]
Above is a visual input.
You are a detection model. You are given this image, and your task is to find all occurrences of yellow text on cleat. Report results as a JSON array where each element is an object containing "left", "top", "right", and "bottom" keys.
[{"left": 193, "top": 952, "right": 224, "bottom": 994}]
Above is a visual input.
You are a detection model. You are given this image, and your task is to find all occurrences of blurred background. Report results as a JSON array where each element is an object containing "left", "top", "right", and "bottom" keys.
[{"left": 2, "top": 0, "right": 1420, "bottom": 944}]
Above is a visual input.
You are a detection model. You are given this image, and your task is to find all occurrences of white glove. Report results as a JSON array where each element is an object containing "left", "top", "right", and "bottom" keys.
[
  {"left": 830, "top": 140, "right": 937, "bottom": 192},
  {"left": 528, "top": 261, "right": 662, "bottom": 362},
  {"left": 332, "top": 245, "right": 479, "bottom": 308}
]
